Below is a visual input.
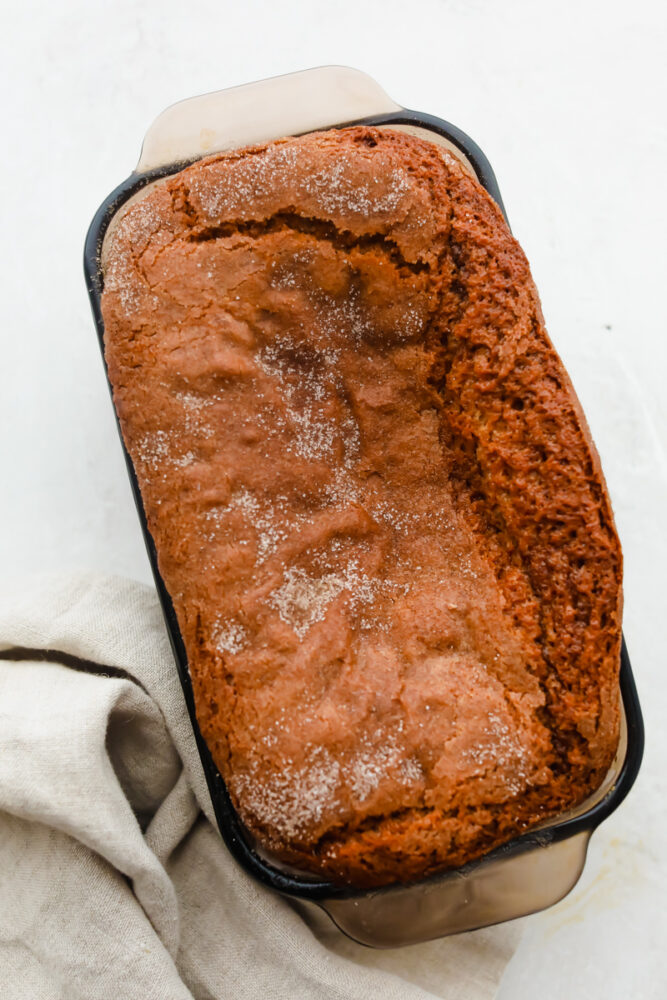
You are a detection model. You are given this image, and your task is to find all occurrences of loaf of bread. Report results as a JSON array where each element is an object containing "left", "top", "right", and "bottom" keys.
[{"left": 101, "top": 126, "right": 622, "bottom": 887}]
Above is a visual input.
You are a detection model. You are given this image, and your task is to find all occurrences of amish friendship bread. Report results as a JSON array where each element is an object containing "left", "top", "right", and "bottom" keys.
[{"left": 101, "top": 127, "right": 622, "bottom": 888}]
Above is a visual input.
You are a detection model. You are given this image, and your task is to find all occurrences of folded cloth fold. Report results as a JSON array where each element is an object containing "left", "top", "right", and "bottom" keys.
[{"left": 0, "top": 572, "right": 522, "bottom": 999}]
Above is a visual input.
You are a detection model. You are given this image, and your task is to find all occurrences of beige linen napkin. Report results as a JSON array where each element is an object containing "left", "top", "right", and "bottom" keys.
[{"left": 0, "top": 572, "right": 522, "bottom": 999}]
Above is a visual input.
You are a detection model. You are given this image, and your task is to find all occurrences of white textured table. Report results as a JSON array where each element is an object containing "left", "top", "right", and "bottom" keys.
[{"left": 2, "top": 1, "right": 665, "bottom": 996}]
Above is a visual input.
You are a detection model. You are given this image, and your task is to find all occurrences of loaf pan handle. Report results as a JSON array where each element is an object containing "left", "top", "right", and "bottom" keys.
[{"left": 136, "top": 66, "right": 402, "bottom": 173}]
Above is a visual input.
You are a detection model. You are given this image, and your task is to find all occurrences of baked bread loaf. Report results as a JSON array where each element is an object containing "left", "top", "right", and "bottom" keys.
[{"left": 101, "top": 126, "right": 622, "bottom": 888}]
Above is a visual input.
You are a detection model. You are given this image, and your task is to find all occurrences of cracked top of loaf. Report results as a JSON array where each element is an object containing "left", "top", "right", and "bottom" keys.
[{"left": 101, "top": 127, "right": 622, "bottom": 887}]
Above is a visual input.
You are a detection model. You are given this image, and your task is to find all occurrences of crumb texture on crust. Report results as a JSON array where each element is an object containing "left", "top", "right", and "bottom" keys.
[{"left": 101, "top": 127, "right": 622, "bottom": 888}]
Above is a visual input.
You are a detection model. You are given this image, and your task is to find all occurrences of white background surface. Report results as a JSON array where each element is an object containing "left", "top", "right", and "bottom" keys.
[{"left": 1, "top": 0, "right": 665, "bottom": 996}]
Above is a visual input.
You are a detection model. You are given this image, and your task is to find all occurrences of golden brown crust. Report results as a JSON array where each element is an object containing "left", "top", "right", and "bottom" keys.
[{"left": 100, "top": 126, "right": 622, "bottom": 888}]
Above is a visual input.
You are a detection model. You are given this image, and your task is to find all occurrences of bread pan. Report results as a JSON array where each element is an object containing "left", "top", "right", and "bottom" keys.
[{"left": 84, "top": 66, "right": 644, "bottom": 947}]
